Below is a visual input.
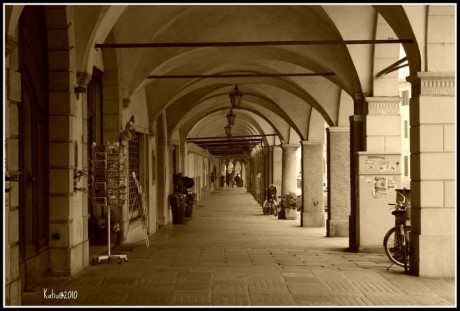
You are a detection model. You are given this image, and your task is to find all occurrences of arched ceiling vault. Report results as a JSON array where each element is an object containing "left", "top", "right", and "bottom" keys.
[
  {"left": 70, "top": 4, "right": 420, "bottom": 154},
  {"left": 182, "top": 107, "right": 288, "bottom": 145}
]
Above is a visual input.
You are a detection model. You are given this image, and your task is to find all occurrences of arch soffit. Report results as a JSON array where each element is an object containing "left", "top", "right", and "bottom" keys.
[{"left": 78, "top": 5, "right": 128, "bottom": 75}]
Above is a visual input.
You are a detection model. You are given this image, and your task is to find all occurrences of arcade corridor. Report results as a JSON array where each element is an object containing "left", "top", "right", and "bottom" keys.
[
  {"left": 4, "top": 4, "right": 456, "bottom": 306},
  {"left": 21, "top": 188, "right": 454, "bottom": 307}
]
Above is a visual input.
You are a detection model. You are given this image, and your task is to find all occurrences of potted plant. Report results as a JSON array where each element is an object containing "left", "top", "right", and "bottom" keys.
[
  {"left": 280, "top": 192, "right": 299, "bottom": 220},
  {"left": 170, "top": 193, "right": 187, "bottom": 224}
]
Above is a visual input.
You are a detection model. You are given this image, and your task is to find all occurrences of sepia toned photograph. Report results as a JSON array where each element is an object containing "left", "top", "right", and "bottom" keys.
[{"left": 3, "top": 2, "right": 456, "bottom": 307}]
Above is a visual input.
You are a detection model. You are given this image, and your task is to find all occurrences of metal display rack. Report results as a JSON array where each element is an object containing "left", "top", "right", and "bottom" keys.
[{"left": 90, "top": 142, "right": 128, "bottom": 264}]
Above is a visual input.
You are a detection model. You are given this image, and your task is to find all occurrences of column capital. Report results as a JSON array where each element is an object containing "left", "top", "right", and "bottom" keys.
[
  {"left": 300, "top": 140, "right": 323, "bottom": 146},
  {"left": 353, "top": 92, "right": 366, "bottom": 115},
  {"left": 353, "top": 92, "right": 365, "bottom": 103},
  {"left": 281, "top": 143, "right": 300, "bottom": 150},
  {"left": 417, "top": 72, "right": 455, "bottom": 96},
  {"left": 349, "top": 115, "right": 365, "bottom": 122},
  {"left": 76, "top": 71, "right": 92, "bottom": 88},
  {"left": 326, "top": 126, "right": 350, "bottom": 133},
  {"left": 365, "top": 96, "right": 401, "bottom": 116}
]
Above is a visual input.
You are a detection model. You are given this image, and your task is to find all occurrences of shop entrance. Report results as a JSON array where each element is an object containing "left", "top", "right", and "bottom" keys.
[{"left": 18, "top": 6, "right": 50, "bottom": 291}]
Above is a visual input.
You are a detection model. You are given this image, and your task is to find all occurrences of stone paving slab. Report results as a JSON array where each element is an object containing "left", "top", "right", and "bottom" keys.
[
  {"left": 168, "top": 290, "right": 211, "bottom": 306},
  {"left": 21, "top": 188, "right": 456, "bottom": 307},
  {"left": 249, "top": 292, "right": 297, "bottom": 306},
  {"left": 212, "top": 292, "right": 251, "bottom": 306}
]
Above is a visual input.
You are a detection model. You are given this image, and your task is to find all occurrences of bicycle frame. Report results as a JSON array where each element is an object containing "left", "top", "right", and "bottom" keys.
[{"left": 384, "top": 189, "right": 411, "bottom": 273}]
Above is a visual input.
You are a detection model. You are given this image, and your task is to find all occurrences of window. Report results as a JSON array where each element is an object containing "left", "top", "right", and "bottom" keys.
[
  {"left": 404, "top": 156, "right": 409, "bottom": 177},
  {"left": 404, "top": 120, "right": 408, "bottom": 139},
  {"left": 401, "top": 90, "right": 409, "bottom": 106}
]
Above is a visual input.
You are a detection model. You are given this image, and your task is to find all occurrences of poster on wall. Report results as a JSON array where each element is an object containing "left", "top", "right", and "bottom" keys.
[{"left": 373, "top": 176, "right": 388, "bottom": 198}]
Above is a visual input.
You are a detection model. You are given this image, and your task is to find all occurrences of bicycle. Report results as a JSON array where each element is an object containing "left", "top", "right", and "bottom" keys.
[
  {"left": 383, "top": 188, "right": 411, "bottom": 273},
  {"left": 262, "top": 185, "right": 278, "bottom": 216}
]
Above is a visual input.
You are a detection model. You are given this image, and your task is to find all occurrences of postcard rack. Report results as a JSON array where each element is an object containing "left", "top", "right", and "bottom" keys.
[{"left": 90, "top": 142, "right": 128, "bottom": 264}]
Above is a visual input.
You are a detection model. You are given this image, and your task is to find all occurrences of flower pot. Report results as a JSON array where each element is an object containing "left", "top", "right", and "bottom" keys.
[
  {"left": 278, "top": 209, "right": 286, "bottom": 219},
  {"left": 285, "top": 208, "right": 297, "bottom": 220},
  {"left": 185, "top": 193, "right": 195, "bottom": 217},
  {"left": 170, "top": 194, "right": 186, "bottom": 224},
  {"left": 172, "top": 205, "right": 185, "bottom": 224}
]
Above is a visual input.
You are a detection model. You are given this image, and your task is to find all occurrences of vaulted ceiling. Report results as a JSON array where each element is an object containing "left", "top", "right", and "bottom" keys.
[{"left": 71, "top": 4, "right": 417, "bottom": 156}]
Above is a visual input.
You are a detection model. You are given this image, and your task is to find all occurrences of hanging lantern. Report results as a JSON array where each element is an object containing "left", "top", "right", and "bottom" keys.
[
  {"left": 229, "top": 85, "right": 243, "bottom": 108},
  {"left": 224, "top": 125, "right": 232, "bottom": 138},
  {"left": 226, "top": 110, "right": 236, "bottom": 126}
]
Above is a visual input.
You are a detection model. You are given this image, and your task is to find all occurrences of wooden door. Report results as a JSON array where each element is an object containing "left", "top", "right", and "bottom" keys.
[{"left": 18, "top": 6, "right": 49, "bottom": 290}]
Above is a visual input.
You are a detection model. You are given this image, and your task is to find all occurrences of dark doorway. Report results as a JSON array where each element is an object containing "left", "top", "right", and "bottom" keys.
[
  {"left": 87, "top": 67, "right": 103, "bottom": 245},
  {"left": 18, "top": 6, "right": 50, "bottom": 291}
]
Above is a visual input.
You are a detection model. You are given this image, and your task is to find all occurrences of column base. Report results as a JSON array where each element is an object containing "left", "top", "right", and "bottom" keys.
[
  {"left": 327, "top": 219, "right": 349, "bottom": 237},
  {"left": 412, "top": 233, "right": 455, "bottom": 277},
  {"left": 302, "top": 212, "right": 325, "bottom": 227}
]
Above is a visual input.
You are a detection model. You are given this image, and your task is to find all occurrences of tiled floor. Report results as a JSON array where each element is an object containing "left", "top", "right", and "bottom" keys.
[{"left": 22, "top": 188, "right": 456, "bottom": 307}]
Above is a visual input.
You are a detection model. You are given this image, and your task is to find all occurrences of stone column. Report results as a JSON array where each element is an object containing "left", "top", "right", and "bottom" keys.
[
  {"left": 326, "top": 127, "right": 350, "bottom": 236},
  {"left": 301, "top": 141, "right": 325, "bottom": 227},
  {"left": 281, "top": 144, "right": 299, "bottom": 195},
  {"left": 408, "top": 72, "right": 455, "bottom": 277},
  {"left": 77, "top": 72, "right": 92, "bottom": 272},
  {"left": 349, "top": 93, "right": 366, "bottom": 251},
  {"left": 101, "top": 34, "right": 121, "bottom": 144},
  {"left": 272, "top": 146, "right": 282, "bottom": 193},
  {"left": 264, "top": 147, "right": 271, "bottom": 188},
  {"left": 180, "top": 150, "right": 186, "bottom": 176},
  {"left": 156, "top": 112, "right": 170, "bottom": 226}
]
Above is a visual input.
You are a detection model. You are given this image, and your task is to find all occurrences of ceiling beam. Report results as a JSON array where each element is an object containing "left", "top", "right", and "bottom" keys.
[
  {"left": 187, "top": 134, "right": 277, "bottom": 141},
  {"left": 375, "top": 57, "right": 408, "bottom": 77},
  {"left": 191, "top": 138, "right": 262, "bottom": 144},
  {"left": 211, "top": 151, "right": 248, "bottom": 156},
  {"left": 147, "top": 72, "right": 334, "bottom": 79},
  {"left": 95, "top": 39, "right": 413, "bottom": 49},
  {"left": 206, "top": 145, "right": 255, "bottom": 149}
]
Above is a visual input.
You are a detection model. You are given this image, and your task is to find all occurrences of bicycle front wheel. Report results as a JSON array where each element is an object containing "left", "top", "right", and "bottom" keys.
[
  {"left": 272, "top": 203, "right": 278, "bottom": 216},
  {"left": 383, "top": 226, "right": 411, "bottom": 268},
  {"left": 262, "top": 200, "right": 270, "bottom": 215}
]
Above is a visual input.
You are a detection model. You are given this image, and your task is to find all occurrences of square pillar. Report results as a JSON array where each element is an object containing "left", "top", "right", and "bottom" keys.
[
  {"left": 272, "top": 146, "right": 282, "bottom": 193},
  {"left": 408, "top": 72, "right": 455, "bottom": 277},
  {"left": 365, "top": 96, "right": 401, "bottom": 152},
  {"left": 357, "top": 152, "right": 401, "bottom": 249},
  {"left": 300, "top": 141, "right": 324, "bottom": 227},
  {"left": 281, "top": 144, "right": 299, "bottom": 195},
  {"left": 326, "top": 127, "right": 350, "bottom": 237}
]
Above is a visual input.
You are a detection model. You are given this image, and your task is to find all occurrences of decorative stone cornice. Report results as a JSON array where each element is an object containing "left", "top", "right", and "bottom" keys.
[
  {"left": 365, "top": 97, "right": 401, "bottom": 116},
  {"left": 417, "top": 72, "right": 455, "bottom": 96}
]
